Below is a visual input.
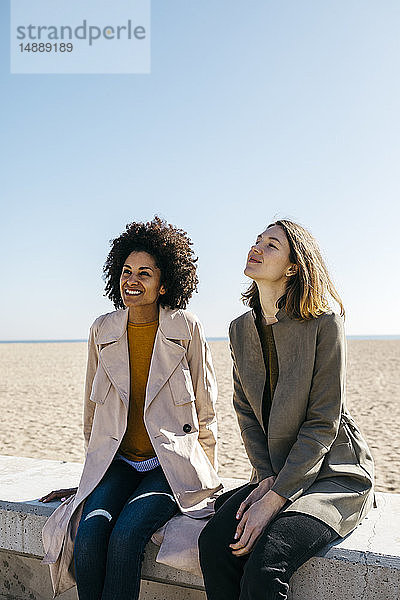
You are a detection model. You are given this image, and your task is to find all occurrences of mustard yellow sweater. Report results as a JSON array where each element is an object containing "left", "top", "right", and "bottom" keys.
[{"left": 119, "top": 319, "right": 158, "bottom": 462}]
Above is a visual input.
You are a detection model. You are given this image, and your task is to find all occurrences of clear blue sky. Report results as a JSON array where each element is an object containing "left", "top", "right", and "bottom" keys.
[{"left": 1, "top": 1, "right": 399, "bottom": 339}]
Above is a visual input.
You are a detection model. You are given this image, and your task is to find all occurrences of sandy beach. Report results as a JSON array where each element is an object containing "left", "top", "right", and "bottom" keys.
[{"left": 0, "top": 338, "right": 399, "bottom": 493}]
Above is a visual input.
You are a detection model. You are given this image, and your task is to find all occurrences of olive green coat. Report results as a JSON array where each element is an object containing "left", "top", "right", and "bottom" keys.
[{"left": 229, "top": 309, "right": 374, "bottom": 537}]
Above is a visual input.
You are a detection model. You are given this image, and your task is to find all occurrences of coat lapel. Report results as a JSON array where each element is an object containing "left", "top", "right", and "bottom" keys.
[
  {"left": 145, "top": 333, "right": 185, "bottom": 409},
  {"left": 93, "top": 306, "right": 192, "bottom": 411},
  {"left": 240, "top": 309, "right": 313, "bottom": 435},
  {"left": 241, "top": 312, "right": 266, "bottom": 425},
  {"left": 238, "top": 309, "right": 292, "bottom": 429},
  {"left": 94, "top": 309, "right": 130, "bottom": 407},
  {"left": 145, "top": 307, "right": 192, "bottom": 410},
  {"left": 99, "top": 339, "right": 130, "bottom": 407}
]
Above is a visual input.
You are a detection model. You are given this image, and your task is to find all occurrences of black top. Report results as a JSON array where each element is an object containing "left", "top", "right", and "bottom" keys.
[{"left": 255, "top": 314, "right": 279, "bottom": 431}]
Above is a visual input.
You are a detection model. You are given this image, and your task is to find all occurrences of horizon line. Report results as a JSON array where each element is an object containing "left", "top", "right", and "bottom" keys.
[{"left": 1, "top": 335, "right": 400, "bottom": 343}]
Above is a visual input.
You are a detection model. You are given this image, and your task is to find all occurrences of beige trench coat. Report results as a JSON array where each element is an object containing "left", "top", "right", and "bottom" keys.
[
  {"left": 230, "top": 309, "right": 374, "bottom": 537},
  {"left": 42, "top": 306, "right": 222, "bottom": 596}
]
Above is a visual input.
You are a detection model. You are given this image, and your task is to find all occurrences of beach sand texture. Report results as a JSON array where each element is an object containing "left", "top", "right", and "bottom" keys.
[{"left": 0, "top": 338, "right": 399, "bottom": 493}]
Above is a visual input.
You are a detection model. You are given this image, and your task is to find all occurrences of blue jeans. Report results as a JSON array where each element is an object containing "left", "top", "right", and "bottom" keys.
[{"left": 74, "top": 460, "right": 178, "bottom": 600}]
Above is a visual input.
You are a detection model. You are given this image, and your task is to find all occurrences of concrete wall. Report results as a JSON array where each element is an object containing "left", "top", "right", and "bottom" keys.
[{"left": 1, "top": 455, "right": 400, "bottom": 600}]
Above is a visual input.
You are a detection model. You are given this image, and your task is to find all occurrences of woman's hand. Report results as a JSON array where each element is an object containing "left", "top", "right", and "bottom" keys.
[
  {"left": 235, "top": 476, "right": 276, "bottom": 520},
  {"left": 39, "top": 487, "right": 77, "bottom": 503},
  {"left": 229, "top": 490, "right": 286, "bottom": 556}
]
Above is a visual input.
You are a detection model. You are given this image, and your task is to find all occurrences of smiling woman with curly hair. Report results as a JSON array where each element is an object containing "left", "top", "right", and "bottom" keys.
[
  {"left": 41, "top": 217, "right": 222, "bottom": 600},
  {"left": 103, "top": 216, "right": 199, "bottom": 310}
]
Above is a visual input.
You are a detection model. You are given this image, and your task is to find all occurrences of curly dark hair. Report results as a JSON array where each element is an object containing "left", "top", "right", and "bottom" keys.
[{"left": 103, "top": 216, "right": 198, "bottom": 310}]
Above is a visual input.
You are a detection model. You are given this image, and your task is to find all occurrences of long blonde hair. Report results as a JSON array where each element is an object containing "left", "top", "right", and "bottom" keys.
[{"left": 242, "top": 219, "right": 345, "bottom": 320}]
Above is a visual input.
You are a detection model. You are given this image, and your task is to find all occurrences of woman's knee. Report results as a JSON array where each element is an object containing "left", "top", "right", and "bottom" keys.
[{"left": 74, "top": 510, "right": 113, "bottom": 560}]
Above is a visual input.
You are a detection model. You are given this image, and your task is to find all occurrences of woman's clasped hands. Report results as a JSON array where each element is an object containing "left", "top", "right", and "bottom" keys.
[{"left": 229, "top": 476, "right": 286, "bottom": 556}]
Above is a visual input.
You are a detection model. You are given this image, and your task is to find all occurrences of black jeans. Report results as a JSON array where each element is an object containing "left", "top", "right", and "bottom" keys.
[
  {"left": 74, "top": 460, "right": 178, "bottom": 600},
  {"left": 199, "top": 484, "right": 337, "bottom": 600}
]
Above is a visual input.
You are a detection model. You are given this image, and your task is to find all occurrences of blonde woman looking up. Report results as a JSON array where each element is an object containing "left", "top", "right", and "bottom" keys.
[{"left": 199, "top": 219, "right": 374, "bottom": 600}]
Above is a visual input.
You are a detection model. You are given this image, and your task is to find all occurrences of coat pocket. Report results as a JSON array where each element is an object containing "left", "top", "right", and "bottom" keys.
[
  {"left": 89, "top": 365, "right": 112, "bottom": 404},
  {"left": 169, "top": 367, "right": 195, "bottom": 406}
]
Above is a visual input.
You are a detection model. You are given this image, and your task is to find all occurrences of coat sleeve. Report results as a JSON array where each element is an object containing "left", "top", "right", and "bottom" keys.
[
  {"left": 230, "top": 340, "right": 274, "bottom": 482},
  {"left": 271, "top": 313, "right": 346, "bottom": 502},
  {"left": 83, "top": 322, "right": 99, "bottom": 453},
  {"left": 186, "top": 318, "right": 218, "bottom": 470}
]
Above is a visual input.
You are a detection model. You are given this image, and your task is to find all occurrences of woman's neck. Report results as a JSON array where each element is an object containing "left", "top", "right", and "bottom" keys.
[
  {"left": 128, "top": 304, "right": 159, "bottom": 324},
  {"left": 257, "top": 282, "right": 286, "bottom": 319}
]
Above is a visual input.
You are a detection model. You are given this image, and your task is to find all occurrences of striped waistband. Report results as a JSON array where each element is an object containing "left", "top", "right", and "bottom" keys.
[{"left": 115, "top": 453, "right": 160, "bottom": 472}]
